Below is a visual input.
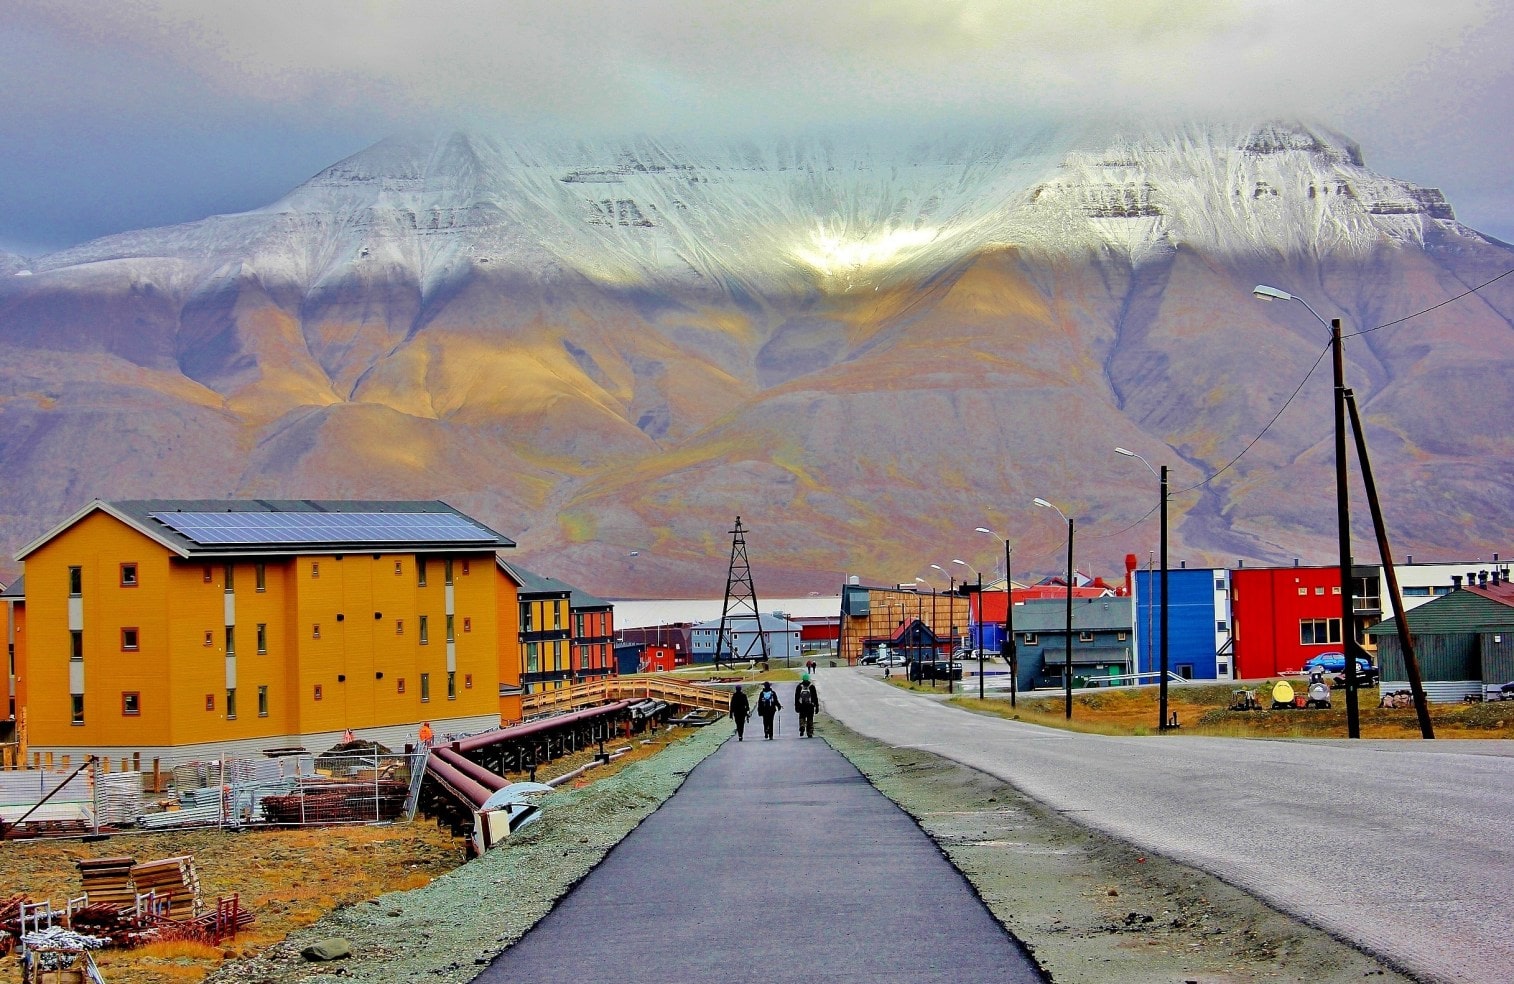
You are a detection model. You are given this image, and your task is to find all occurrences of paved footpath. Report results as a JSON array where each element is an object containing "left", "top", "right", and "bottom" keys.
[
  {"left": 472, "top": 716, "right": 1044, "bottom": 983},
  {"left": 819, "top": 667, "right": 1514, "bottom": 984}
]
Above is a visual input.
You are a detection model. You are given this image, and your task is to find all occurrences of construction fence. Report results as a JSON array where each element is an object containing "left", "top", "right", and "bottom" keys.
[{"left": 0, "top": 748, "right": 429, "bottom": 838}]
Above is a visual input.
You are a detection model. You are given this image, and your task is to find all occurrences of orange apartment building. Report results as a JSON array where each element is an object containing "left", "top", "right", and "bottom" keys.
[
  {"left": 496, "top": 562, "right": 616, "bottom": 711},
  {"left": 12, "top": 499, "right": 516, "bottom": 761}
]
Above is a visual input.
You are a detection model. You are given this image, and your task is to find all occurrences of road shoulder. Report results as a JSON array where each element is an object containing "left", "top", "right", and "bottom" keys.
[{"left": 822, "top": 717, "right": 1414, "bottom": 984}]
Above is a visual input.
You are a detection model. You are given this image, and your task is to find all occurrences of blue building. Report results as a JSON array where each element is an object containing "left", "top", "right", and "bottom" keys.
[{"left": 1131, "top": 566, "right": 1233, "bottom": 681}]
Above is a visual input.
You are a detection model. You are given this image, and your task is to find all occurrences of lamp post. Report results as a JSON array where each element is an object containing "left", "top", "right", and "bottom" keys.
[
  {"left": 976, "top": 527, "right": 1015, "bottom": 707},
  {"left": 930, "top": 564, "right": 955, "bottom": 689},
  {"left": 1034, "top": 497, "right": 1075, "bottom": 720},
  {"left": 954, "top": 559, "right": 983, "bottom": 698},
  {"left": 1253, "top": 284, "right": 1360, "bottom": 738},
  {"left": 1116, "top": 447, "right": 1170, "bottom": 732},
  {"left": 918, "top": 575, "right": 941, "bottom": 680}
]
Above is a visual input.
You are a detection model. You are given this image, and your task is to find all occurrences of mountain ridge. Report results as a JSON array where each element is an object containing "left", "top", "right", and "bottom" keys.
[{"left": 2, "top": 121, "right": 1511, "bottom": 596}]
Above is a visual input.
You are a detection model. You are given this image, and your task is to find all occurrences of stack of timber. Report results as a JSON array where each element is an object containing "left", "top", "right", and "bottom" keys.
[
  {"left": 129, "top": 856, "right": 201, "bottom": 919},
  {"left": 76, "top": 857, "right": 136, "bottom": 911}
]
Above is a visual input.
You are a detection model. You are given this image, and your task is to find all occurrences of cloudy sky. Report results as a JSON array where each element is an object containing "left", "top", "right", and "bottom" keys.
[{"left": 3, "top": 0, "right": 1512, "bottom": 254}]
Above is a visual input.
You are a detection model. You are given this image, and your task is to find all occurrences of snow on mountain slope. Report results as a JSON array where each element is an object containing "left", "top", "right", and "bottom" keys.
[{"left": 25, "top": 122, "right": 1487, "bottom": 302}]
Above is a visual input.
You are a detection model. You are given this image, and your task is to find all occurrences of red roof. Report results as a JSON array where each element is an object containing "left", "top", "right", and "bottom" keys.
[{"left": 1466, "top": 581, "right": 1514, "bottom": 606}]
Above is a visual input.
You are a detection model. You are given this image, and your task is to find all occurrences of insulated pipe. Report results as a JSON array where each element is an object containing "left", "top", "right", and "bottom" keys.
[
  {"left": 424, "top": 756, "right": 494, "bottom": 809},
  {"left": 453, "top": 702, "right": 633, "bottom": 753},
  {"left": 430, "top": 747, "right": 509, "bottom": 792}
]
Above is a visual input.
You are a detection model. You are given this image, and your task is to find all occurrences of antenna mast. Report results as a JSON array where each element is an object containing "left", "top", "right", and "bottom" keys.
[{"left": 715, "top": 516, "right": 770, "bottom": 669}]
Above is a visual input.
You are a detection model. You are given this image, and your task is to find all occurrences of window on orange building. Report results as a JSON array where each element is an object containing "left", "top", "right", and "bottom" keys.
[
  {"left": 120, "top": 563, "right": 138, "bottom": 587},
  {"left": 122, "top": 692, "right": 141, "bottom": 716},
  {"left": 121, "top": 628, "right": 139, "bottom": 651},
  {"left": 68, "top": 566, "right": 82, "bottom": 596},
  {"left": 258, "top": 685, "right": 268, "bottom": 717},
  {"left": 71, "top": 694, "right": 84, "bottom": 724}
]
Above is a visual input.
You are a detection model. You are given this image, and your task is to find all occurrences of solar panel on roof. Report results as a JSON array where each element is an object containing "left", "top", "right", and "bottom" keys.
[{"left": 148, "top": 511, "right": 499, "bottom": 546}]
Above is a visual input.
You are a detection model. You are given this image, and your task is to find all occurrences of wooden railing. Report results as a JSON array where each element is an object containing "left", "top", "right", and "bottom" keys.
[{"left": 520, "top": 678, "right": 729, "bottom": 718}]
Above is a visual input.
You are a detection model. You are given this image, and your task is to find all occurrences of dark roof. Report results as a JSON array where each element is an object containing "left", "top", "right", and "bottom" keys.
[
  {"left": 496, "top": 560, "right": 573, "bottom": 598},
  {"left": 570, "top": 587, "right": 611, "bottom": 610},
  {"left": 1013, "top": 597, "right": 1133, "bottom": 632},
  {"left": 1368, "top": 584, "right": 1514, "bottom": 636},
  {"left": 19, "top": 499, "right": 513, "bottom": 561},
  {"left": 0, "top": 575, "right": 19, "bottom": 598}
]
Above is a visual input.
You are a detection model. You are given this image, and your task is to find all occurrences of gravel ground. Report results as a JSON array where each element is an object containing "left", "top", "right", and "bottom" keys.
[{"left": 206, "top": 716, "right": 1413, "bottom": 984}]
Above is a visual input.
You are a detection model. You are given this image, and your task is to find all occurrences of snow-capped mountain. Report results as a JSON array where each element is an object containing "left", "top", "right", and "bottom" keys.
[
  {"left": 31, "top": 123, "right": 1483, "bottom": 292},
  {"left": 3, "top": 122, "right": 1511, "bottom": 595}
]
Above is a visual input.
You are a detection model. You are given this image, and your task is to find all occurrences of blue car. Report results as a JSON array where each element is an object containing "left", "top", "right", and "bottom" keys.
[{"left": 1302, "top": 652, "right": 1379, "bottom": 685}]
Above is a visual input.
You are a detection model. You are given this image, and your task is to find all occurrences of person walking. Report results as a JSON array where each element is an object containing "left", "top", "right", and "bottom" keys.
[
  {"left": 755, "top": 682, "right": 782, "bottom": 740},
  {"left": 794, "top": 674, "right": 820, "bottom": 738},
  {"left": 729, "top": 686, "right": 751, "bottom": 741},
  {"left": 417, "top": 721, "right": 434, "bottom": 747}
]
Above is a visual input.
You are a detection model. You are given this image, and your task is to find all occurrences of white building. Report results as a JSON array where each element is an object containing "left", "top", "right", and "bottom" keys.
[{"left": 689, "top": 612, "right": 802, "bottom": 665}]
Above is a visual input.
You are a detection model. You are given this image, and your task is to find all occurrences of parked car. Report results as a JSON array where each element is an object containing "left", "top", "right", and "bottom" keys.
[
  {"left": 877, "top": 653, "right": 907, "bottom": 667},
  {"left": 909, "top": 659, "right": 963, "bottom": 682},
  {"left": 1301, "top": 652, "right": 1379, "bottom": 685}
]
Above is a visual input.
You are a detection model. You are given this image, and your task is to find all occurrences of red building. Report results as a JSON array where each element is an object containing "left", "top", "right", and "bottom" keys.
[
  {"left": 1231, "top": 565, "right": 1345, "bottom": 678},
  {"left": 570, "top": 588, "right": 616, "bottom": 681},
  {"left": 640, "top": 643, "right": 679, "bottom": 673}
]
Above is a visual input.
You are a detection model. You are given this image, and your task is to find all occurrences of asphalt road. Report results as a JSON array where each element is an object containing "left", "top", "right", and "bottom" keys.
[
  {"left": 818, "top": 668, "right": 1514, "bottom": 984},
  {"left": 472, "top": 714, "right": 1044, "bottom": 983}
]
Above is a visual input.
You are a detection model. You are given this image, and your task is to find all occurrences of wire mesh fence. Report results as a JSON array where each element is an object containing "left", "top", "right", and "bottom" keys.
[{"left": 1, "top": 747, "right": 429, "bottom": 837}]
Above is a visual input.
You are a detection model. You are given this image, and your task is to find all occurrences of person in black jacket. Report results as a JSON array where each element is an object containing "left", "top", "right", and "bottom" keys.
[
  {"left": 729, "top": 686, "right": 751, "bottom": 741},
  {"left": 794, "top": 674, "right": 819, "bottom": 738},
  {"left": 755, "top": 681, "right": 782, "bottom": 739}
]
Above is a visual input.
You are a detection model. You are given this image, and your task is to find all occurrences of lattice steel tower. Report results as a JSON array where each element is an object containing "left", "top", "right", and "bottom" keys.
[{"left": 715, "top": 516, "right": 770, "bottom": 668}]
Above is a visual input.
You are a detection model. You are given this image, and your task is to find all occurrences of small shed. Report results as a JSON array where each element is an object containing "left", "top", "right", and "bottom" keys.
[{"left": 1368, "top": 577, "right": 1514, "bottom": 701}]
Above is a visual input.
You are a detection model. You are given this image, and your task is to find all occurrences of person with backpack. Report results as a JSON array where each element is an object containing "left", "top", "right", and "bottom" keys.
[
  {"left": 794, "top": 674, "right": 819, "bottom": 738},
  {"left": 729, "top": 686, "right": 751, "bottom": 741},
  {"left": 755, "top": 681, "right": 782, "bottom": 739}
]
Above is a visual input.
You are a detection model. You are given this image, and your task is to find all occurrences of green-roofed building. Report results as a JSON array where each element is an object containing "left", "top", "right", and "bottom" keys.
[{"left": 1367, "top": 577, "right": 1514, "bottom": 702}]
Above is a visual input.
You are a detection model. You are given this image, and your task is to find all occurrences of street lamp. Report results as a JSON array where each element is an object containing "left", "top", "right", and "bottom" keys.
[
  {"left": 917, "top": 575, "right": 941, "bottom": 680},
  {"left": 1253, "top": 284, "right": 1359, "bottom": 737},
  {"left": 953, "top": 559, "right": 983, "bottom": 698},
  {"left": 976, "top": 527, "right": 1015, "bottom": 707},
  {"left": 1116, "top": 447, "right": 1170, "bottom": 732},
  {"left": 930, "top": 564, "right": 956, "bottom": 688},
  {"left": 1034, "top": 497, "right": 1075, "bottom": 720}
]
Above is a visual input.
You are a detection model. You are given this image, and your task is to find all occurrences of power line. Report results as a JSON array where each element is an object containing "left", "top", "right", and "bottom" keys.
[{"left": 1345, "top": 266, "right": 1514, "bottom": 338}]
